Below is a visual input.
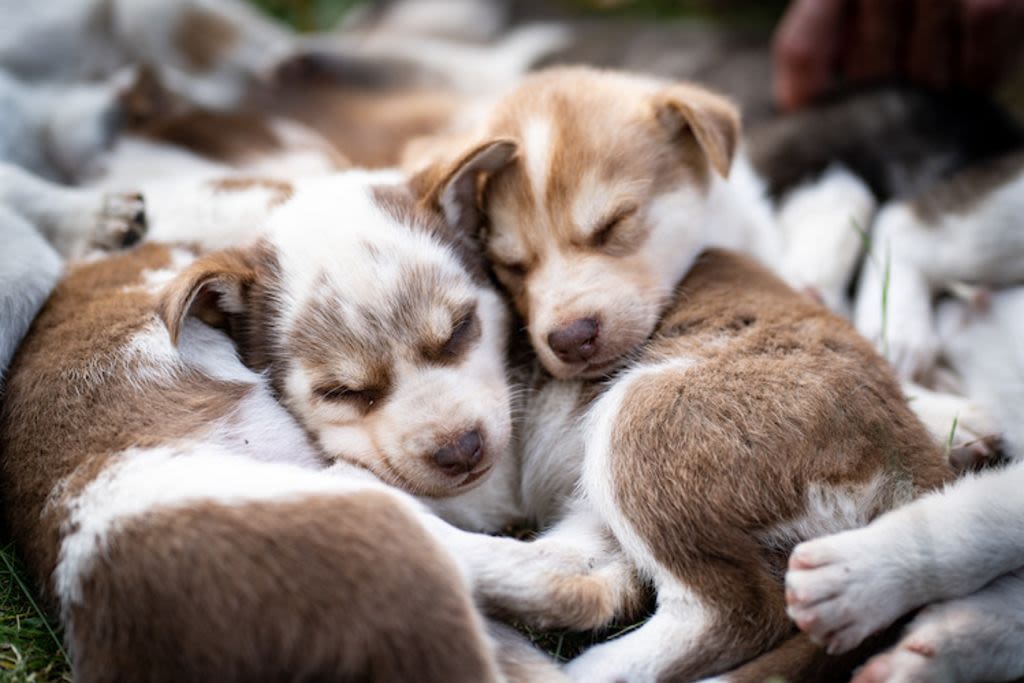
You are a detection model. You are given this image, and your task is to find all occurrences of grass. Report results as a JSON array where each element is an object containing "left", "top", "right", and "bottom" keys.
[
  {"left": 0, "top": 545, "right": 68, "bottom": 683},
  {"left": 851, "top": 218, "right": 893, "bottom": 357},
  {"left": 945, "top": 413, "right": 960, "bottom": 455}
]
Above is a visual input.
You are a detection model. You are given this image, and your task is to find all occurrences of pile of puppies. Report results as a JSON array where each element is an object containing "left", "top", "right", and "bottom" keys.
[{"left": 1, "top": 2, "right": 1023, "bottom": 682}]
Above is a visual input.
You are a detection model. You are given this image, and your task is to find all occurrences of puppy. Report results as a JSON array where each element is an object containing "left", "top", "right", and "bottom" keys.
[
  {"left": 0, "top": 64, "right": 344, "bottom": 387},
  {"left": 0, "top": 169, "right": 616, "bottom": 681},
  {"left": 476, "top": 250, "right": 954, "bottom": 682},
  {"left": 786, "top": 286, "right": 1024, "bottom": 683},
  {"left": 854, "top": 151, "right": 1024, "bottom": 380},
  {"left": 410, "top": 65, "right": 873, "bottom": 380},
  {"left": 0, "top": 0, "right": 294, "bottom": 110}
]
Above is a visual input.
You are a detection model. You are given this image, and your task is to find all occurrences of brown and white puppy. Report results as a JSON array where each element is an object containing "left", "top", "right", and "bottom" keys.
[
  {"left": 412, "top": 66, "right": 856, "bottom": 380},
  {"left": 502, "top": 250, "right": 953, "bottom": 682},
  {"left": 0, "top": 169, "right": 617, "bottom": 681}
]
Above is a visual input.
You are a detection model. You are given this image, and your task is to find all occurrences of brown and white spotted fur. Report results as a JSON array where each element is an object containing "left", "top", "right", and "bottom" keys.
[
  {"left": 784, "top": 288, "right": 1024, "bottom": 683},
  {"left": 0, "top": 168, "right": 633, "bottom": 681},
  {"left": 499, "top": 250, "right": 954, "bottom": 682}
]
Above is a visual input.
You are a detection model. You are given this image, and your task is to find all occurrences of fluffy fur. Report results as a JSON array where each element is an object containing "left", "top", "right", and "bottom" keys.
[{"left": 786, "top": 285, "right": 1024, "bottom": 683}]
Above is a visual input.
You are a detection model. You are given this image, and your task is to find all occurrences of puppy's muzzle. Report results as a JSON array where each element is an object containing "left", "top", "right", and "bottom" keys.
[{"left": 432, "top": 429, "right": 484, "bottom": 476}]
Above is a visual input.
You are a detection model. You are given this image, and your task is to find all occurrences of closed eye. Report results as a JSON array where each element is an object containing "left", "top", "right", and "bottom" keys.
[
  {"left": 590, "top": 205, "right": 638, "bottom": 248},
  {"left": 314, "top": 384, "right": 379, "bottom": 409},
  {"left": 493, "top": 261, "right": 527, "bottom": 279},
  {"left": 440, "top": 307, "right": 479, "bottom": 359}
]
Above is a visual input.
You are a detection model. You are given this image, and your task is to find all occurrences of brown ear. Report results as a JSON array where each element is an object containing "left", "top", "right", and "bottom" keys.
[
  {"left": 653, "top": 84, "right": 740, "bottom": 178},
  {"left": 412, "top": 139, "right": 518, "bottom": 234},
  {"left": 158, "top": 248, "right": 259, "bottom": 346}
]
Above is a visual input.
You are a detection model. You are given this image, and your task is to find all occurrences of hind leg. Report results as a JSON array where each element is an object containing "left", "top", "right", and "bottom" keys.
[
  {"left": 565, "top": 556, "right": 791, "bottom": 683},
  {"left": 0, "top": 162, "right": 145, "bottom": 257},
  {"left": 566, "top": 365, "right": 794, "bottom": 682},
  {"left": 853, "top": 568, "right": 1024, "bottom": 683}
]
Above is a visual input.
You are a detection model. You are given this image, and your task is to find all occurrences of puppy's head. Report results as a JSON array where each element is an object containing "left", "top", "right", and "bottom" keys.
[
  {"left": 417, "top": 67, "right": 740, "bottom": 378},
  {"left": 160, "top": 172, "right": 512, "bottom": 497}
]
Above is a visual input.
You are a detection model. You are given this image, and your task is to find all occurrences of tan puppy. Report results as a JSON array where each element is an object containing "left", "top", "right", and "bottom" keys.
[
  {"left": 502, "top": 250, "right": 953, "bottom": 682},
  {"left": 412, "top": 66, "right": 780, "bottom": 380}
]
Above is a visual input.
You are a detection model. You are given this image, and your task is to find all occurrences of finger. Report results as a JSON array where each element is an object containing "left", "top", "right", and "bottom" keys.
[
  {"left": 844, "top": 0, "right": 912, "bottom": 83},
  {"left": 907, "top": 0, "right": 960, "bottom": 90},
  {"left": 773, "top": 0, "right": 850, "bottom": 110}
]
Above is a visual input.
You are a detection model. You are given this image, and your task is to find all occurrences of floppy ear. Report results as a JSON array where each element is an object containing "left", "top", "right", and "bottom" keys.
[
  {"left": 413, "top": 139, "right": 518, "bottom": 234},
  {"left": 158, "top": 248, "right": 259, "bottom": 346},
  {"left": 652, "top": 84, "right": 740, "bottom": 178}
]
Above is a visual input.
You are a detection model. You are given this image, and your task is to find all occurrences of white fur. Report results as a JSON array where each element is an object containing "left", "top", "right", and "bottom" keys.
[
  {"left": 776, "top": 165, "right": 876, "bottom": 314},
  {"left": 938, "top": 288, "right": 1024, "bottom": 458},
  {"left": 523, "top": 117, "right": 553, "bottom": 205},
  {"left": 855, "top": 165, "right": 1024, "bottom": 380},
  {"left": 0, "top": 206, "right": 62, "bottom": 379},
  {"left": 786, "top": 462, "right": 1024, "bottom": 661},
  {"left": 760, "top": 475, "right": 891, "bottom": 555}
]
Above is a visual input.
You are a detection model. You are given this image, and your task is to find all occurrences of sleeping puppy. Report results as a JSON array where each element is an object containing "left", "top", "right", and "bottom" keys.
[
  {"left": 409, "top": 66, "right": 1002, "bottom": 451},
  {"left": 786, "top": 287, "right": 1024, "bottom": 683},
  {"left": 409, "top": 65, "right": 874, "bottom": 380},
  {"left": 484, "top": 249, "right": 953, "bottom": 682},
  {"left": 0, "top": 169, "right": 608, "bottom": 681}
]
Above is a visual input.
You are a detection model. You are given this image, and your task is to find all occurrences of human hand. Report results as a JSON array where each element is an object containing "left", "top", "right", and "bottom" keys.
[{"left": 773, "top": 0, "right": 1024, "bottom": 110}]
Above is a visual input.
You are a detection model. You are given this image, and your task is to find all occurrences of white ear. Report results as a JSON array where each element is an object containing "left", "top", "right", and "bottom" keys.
[{"left": 437, "top": 139, "right": 518, "bottom": 233}]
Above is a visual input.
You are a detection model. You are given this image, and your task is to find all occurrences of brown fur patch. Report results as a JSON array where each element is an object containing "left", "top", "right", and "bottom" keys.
[
  {"left": 173, "top": 6, "right": 239, "bottom": 72},
  {"left": 597, "top": 250, "right": 952, "bottom": 679},
  {"left": 0, "top": 244, "right": 251, "bottom": 604},
  {"left": 207, "top": 176, "right": 295, "bottom": 208},
  {"left": 268, "top": 83, "right": 464, "bottom": 168},
  {"left": 69, "top": 493, "right": 500, "bottom": 683},
  {"left": 135, "top": 110, "right": 284, "bottom": 165}
]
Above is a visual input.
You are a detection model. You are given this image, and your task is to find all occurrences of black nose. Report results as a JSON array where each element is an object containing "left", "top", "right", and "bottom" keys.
[
  {"left": 547, "top": 318, "right": 600, "bottom": 363},
  {"left": 433, "top": 430, "right": 484, "bottom": 475}
]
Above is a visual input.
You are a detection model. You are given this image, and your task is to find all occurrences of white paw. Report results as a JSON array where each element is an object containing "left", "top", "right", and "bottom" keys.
[
  {"left": 885, "top": 330, "right": 940, "bottom": 382},
  {"left": 903, "top": 382, "right": 999, "bottom": 450},
  {"left": 851, "top": 647, "right": 937, "bottom": 683},
  {"left": 91, "top": 192, "right": 147, "bottom": 251},
  {"left": 785, "top": 530, "right": 915, "bottom": 655}
]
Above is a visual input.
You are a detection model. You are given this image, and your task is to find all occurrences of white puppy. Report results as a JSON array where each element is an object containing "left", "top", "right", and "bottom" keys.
[{"left": 854, "top": 152, "right": 1024, "bottom": 380}]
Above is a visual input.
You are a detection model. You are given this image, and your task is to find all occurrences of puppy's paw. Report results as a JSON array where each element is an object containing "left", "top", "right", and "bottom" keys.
[
  {"left": 543, "top": 574, "right": 617, "bottom": 631},
  {"left": 851, "top": 642, "right": 938, "bottom": 683},
  {"left": 948, "top": 435, "right": 1006, "bottom": 473},
  {"left": 885, "top": 331, "right": 940, "bottom": 382},
  {"left": 91, "top": 192, "right": 147, "bottom": 250},
  {"left": 785, "top": 530, "right": 914, "bottom": 655}
]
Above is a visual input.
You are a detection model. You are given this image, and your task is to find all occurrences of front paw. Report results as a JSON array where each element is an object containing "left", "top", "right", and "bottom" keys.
[{"left": 91, "top": 192, "right": 147, "bottom": 250}]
